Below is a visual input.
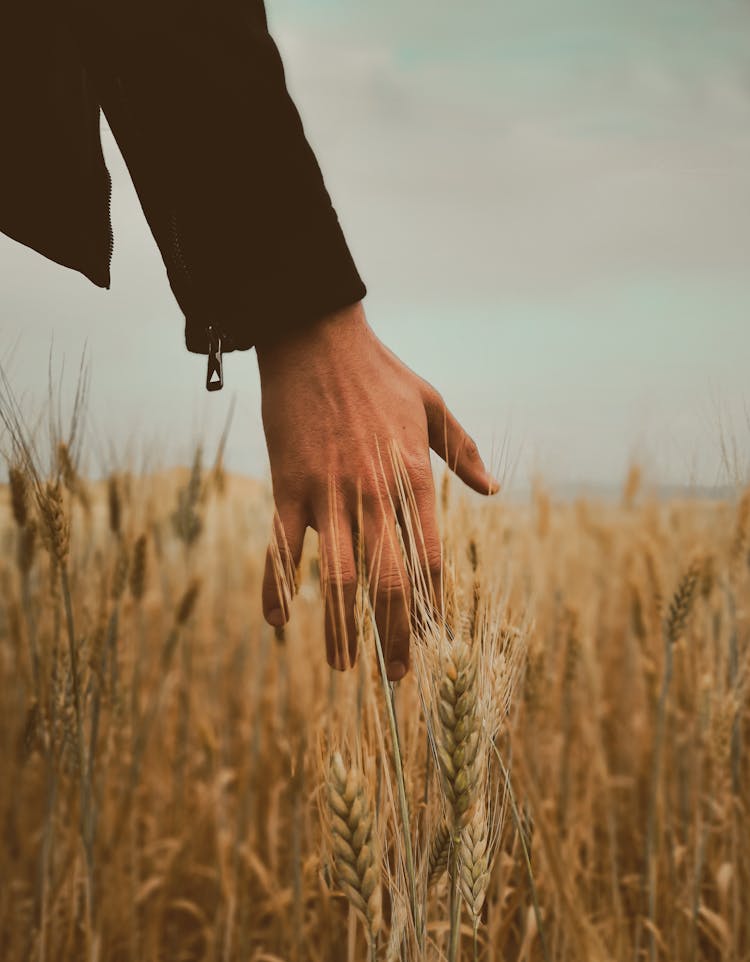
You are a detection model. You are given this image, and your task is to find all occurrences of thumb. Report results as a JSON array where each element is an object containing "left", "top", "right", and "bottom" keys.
[{"left": 424, "top": 389, "right": 500, "bottom": 496}]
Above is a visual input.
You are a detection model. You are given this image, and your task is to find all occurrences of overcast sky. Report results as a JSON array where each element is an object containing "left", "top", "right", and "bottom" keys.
[{"left": 2, "top": 0, "right": 749, "bottom": 488}]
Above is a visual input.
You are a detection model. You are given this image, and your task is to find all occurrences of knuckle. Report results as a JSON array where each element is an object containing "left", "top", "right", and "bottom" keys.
[
  {"left": 356, "top": 467, "right": 383, "bottom": 500},
  {"left": 410, "top": 462, "right": 433, "bottom": 494},
  {"left": 376, "top": 566, "right": 407, "bottom": 596},
  {"left": 399, "top": 450, "right": 423, "bottom": 478},
  {"left": 272, "top": 469, "right": 307, "bottom": 502},
  {"left": 315, "top": 475, "right": 347, "bottom": 511},
  {"left": 323, "top": 558, "right": 357, "bottom": 588},
  {"left": 424, "top": 539, "right": 443, "bottom": 575},
  {"left": 363, "top": 488, "right": 390, "bottom": 521},
  {"left": 361, "top": 481, "right": 381, "bottom": 508},
  {"left": 421, "top": 379, "right": 443, "bottom": 410}
]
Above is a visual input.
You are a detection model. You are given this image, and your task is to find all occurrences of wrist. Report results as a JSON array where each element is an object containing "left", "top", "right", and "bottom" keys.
[{"left": 256, "top": 300, "right": 367, "bottom": 377}]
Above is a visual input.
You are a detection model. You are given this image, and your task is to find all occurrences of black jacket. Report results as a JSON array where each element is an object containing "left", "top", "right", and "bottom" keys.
[{"left": 0, "top": 0, "right": 367, "bottom": 389}]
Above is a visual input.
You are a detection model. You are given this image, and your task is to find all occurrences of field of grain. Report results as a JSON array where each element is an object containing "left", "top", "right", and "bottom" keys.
[{"left": 0, "top": 423, "right": 748, "bottom": 961}]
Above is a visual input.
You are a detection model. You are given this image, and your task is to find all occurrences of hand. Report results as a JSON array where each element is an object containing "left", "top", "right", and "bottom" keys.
[{"left": 256, "top": 301, "right": 499, "bottom": 680}]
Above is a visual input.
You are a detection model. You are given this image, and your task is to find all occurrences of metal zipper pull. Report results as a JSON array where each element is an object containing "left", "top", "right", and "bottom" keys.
[{"left": 206, "top": 325, "right": 224, "bottom": 392}]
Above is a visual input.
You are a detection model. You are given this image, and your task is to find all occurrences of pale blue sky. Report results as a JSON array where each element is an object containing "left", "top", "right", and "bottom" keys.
[{"left": 2, "top": 0, "right": 749, "bottom": 487}]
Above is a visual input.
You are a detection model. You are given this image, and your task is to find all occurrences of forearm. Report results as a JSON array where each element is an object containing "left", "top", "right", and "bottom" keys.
[{"left": 70, "top": 0, "right": 366, "bottom": 357}]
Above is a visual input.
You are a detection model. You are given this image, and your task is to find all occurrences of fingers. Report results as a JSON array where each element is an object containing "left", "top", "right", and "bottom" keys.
[
  {"left": 317, "top": 506, "right": 359, "bottom": 672},
  {"left": 362, "top": 500, "right": 412, "bottom": 682},
  {"left": 423, "top": 388, "right": 499, "bottom": 496},
  {"left": 262, "top": 502, "right": 307, "bottom": 626},
  {"left": 406, "top": 470, "right": 444, "bottom": 627}
]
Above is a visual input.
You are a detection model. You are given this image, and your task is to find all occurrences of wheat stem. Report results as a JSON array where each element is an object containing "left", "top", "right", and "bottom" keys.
[
  {"left": 646, "top": 559, "right": 701, "bottom": 962},
  {"left": 489, "top": 740, "right": 551, "bottom": 962},
  {"left": 448, "top": 842, "right": 461, "bottom": 962},
  {"left": 368, "top": 596, "right": 422, "bottom": 948}
]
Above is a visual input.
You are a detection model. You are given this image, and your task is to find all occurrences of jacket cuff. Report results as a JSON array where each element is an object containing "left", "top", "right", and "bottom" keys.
[
  {"left": 183, "top": 279, "right": 367, "bottom": 354},
  {"left": 182, "top": 216, "right": 367, "bottom": 355}
]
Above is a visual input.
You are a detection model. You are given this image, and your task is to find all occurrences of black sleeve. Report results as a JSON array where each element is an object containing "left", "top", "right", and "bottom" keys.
[{"left": 71, "top": 0, "right": 367, "bottom": 354}]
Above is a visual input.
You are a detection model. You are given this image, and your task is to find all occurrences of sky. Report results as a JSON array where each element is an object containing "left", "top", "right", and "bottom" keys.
[{"left": 2, "top": 0, "right": 750, "bottom": 489}]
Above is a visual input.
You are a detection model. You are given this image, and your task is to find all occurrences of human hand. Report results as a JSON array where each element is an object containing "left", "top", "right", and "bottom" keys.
[{"left": 256, "top": 301, "right": 499, "bottom": 680}]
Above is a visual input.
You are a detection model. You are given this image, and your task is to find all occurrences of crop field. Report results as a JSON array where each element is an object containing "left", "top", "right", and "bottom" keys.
[{"left": 0, "top": 410, "right": 748, "bottom": 961}]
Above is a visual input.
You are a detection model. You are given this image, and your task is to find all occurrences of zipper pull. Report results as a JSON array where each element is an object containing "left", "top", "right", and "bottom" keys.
[{"left": 206, "top": 325, "right": 223, "bottom": 392}]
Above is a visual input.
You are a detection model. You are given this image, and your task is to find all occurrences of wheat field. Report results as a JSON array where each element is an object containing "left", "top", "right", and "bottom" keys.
[{"left": 0, "top": 409, "right": 748, "bottom": 961}]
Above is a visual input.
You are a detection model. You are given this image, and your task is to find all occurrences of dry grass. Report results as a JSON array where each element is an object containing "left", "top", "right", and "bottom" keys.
[{"left": 0, "top": 422, "right": 748, "bottom": 960}]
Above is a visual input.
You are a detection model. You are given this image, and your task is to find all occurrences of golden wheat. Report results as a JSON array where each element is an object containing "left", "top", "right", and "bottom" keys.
[
  {"left": 326, "top": 751, "right": 382, "bottom": 947},
  {"left": 0, "top": 418, "right": 747, "bottom": 962}
]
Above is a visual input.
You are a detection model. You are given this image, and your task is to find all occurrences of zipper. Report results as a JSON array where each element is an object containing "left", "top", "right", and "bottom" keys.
[
  {"left": 105, "top": 164, "right": 114, "bottom": 272},
  {"left": 169, "top": 211, "right": 227, "bottom": 392},
  {"left": 110, "top": 76, "right": 227, "bottom": 392},
  {"left": 206, "top": 325, "right": 224, "bottom": 392}
]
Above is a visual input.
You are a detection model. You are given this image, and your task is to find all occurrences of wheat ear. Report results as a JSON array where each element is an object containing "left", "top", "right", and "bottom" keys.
[
  {"left": 427, "top": 820, "right": 451, "bottom": 888},
  {"left": 436, "top": 640, "right": 483, "bottom": 829},
  {"left": 8, "top": 464, "right": 29, "bottom": 527},
  {"left": 435, "top": 638, "right": 484, "bottom": 962},
  {"left": 459, "top": 803, "right": 491, "bottom": 920},
  {"left": 327, "top": 751, "right": 382, "bottom": 952},
  {"left": 663, "top": 558, "right": 701, "bottom": 644},
  {"left": 39, "top": 481, "right": 70, "bottom": 565}
]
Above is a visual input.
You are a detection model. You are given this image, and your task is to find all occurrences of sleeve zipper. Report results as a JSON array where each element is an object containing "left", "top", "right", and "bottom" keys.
[
  {"left": 206, "top": 325, "right": 224, "bottom": 391},
  {"left": 108, "top": 79, "right": 228, "bottom": 392},
  {"left": 171, "top": 209, "right": 226, "bottom": 392}
]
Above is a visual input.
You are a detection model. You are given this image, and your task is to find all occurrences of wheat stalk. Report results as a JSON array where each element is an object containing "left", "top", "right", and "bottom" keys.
[
  {"left": 646, "top": 556, "right": 702, "bottom": 962},
  {"left": 107, "top": 474, "right": 121, "bottom": 538},
  {"left": 129, "top": 534, "right": 148, "bottom": 601}
]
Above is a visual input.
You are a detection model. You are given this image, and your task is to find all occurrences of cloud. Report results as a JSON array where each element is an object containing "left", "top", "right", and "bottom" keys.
[{"left": 2, "top": 0, "right": 749, "bottom": 485}]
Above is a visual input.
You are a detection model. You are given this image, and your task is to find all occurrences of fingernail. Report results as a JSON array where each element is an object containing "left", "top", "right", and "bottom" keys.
[
  {"left": 266, "top": 607, "right": 285, "bottom": 627},
  {"left": 387, "top": 660, "right": 407, "bottom": 682},
  {"left": 489, "top": 476, "right": 501, "bottom": 494}
]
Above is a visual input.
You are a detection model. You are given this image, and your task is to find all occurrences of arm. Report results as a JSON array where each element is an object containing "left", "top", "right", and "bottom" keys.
[
  {"left": 70, "top": 0, "right": 366, "bottom": 355},
  {"left": 74, "top": 0, "right": 499, "bottom": 677}
]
